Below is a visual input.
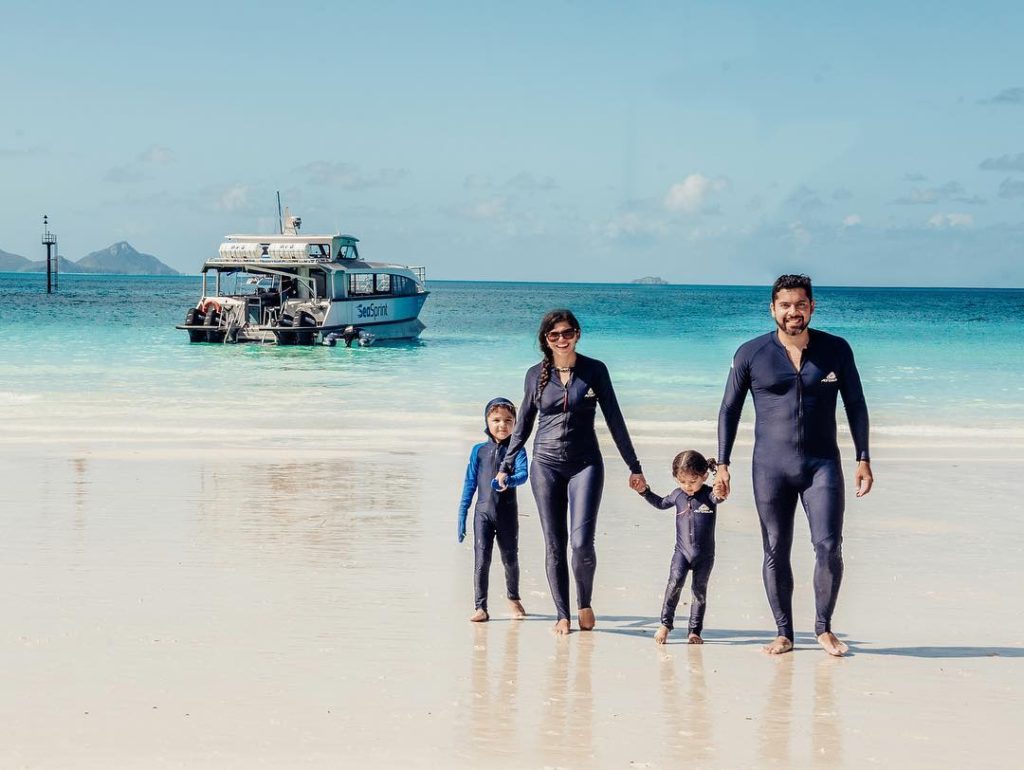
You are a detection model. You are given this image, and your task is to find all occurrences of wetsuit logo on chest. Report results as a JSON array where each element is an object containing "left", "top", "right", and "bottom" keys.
[
  {"left": 821, "top": 371, "right": 838, "bottom": 384},
  {"left": 696, "top": 504, "right": 714, "bottom": 514},
  {"left": 584, "top": 387, "right": 596, "bottom": 398}
]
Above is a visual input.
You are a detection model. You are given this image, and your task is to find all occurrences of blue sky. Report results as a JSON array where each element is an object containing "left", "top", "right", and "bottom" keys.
[{"left": 2, "top": 0, "right": 1022, "bottom": 285}]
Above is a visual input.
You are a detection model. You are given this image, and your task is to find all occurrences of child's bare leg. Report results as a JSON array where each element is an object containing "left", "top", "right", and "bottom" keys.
[
  {"left": 816, "top": 631, "right": 848, "bottom": 656},
  {"left": 508, "top": 599, "right": 526, "bottom": 618},
  {"left": 763, "top": 636, "right": 794, "bottom": 654},
  {"left": 687, "top": 632, "right": 703, "bottom": 644},
  {"left": 578, "top": 607, "right": 596, "bottom": 631},
  {"left": 469, "top": 609, "right": 489, "bottom": 622},
  {"left": 553, "top": 618, "right": 571, "bottom": 635},
  {"left": 654, "top": 625, "right": 670, "bottom": 644}
]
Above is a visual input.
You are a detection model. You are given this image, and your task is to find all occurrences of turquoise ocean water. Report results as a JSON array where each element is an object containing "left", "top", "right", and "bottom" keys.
[{"left": 1, "top": 273, "right": 1022, "bottom": 441}]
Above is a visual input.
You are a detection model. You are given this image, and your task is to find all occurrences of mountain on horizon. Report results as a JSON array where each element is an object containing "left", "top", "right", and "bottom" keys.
[{"left": 0, "top": 242, "right": 179, "bottom": 275}]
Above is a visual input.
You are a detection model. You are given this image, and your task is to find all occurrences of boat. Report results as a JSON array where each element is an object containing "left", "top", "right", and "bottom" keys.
[{"left": 177, "top": 210, "right": 428, "bottom": 346}]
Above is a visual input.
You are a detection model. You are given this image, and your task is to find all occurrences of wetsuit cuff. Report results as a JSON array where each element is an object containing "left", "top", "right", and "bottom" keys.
[
  {"left": 857, "top": 453, "right": 870, "bottom": 462},
  {"left": 629, "top": 462, "right": 643, "bottom": 475}
]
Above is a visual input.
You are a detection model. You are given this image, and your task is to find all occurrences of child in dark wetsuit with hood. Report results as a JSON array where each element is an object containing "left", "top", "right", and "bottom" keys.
[
  {"left": 457, "top": 398, "right": 529, "bottom": 622},
  {"left": 639, "top": 450, "right": 724, "bottom": 644}
]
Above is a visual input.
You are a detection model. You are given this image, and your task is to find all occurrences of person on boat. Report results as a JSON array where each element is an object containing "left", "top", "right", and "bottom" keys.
[
  {"left": 715, "top": 274, "right": 873, "bottom": 656},
  {"left": 458, "top": 397, "right": 528, "bottom": 622},
  {"left": 495, "top": 309, "right": 647, "bottom": 635}
]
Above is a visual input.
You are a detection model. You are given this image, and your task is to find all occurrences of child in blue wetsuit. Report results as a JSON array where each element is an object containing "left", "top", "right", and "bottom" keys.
[
  {"left": 458, "top": 397, "right": 529, "bottom": 622},
  {"left": 639, "top": 450, "right": 723, "bottom": 644}
]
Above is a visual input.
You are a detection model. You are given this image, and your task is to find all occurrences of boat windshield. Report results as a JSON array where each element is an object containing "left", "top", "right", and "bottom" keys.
[{"left": 219, "top": 271, "right": 280, "bottom": 297}]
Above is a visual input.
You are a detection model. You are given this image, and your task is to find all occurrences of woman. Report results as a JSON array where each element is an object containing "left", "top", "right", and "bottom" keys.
[{"left": 495, "top": 309, "right": 647, "bottom": 634}]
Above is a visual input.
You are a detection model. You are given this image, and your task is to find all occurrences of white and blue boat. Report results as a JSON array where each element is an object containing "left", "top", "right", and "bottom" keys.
[{"left": 178, "top": 211, "right": 428, "bottom": 346}]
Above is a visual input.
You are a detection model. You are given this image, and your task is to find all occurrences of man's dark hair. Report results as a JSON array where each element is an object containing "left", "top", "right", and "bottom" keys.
[{"left": 771, "top": 274, "right": 813, "bottom": 302}]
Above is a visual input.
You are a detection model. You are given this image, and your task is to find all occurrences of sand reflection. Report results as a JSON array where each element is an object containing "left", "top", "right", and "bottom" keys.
[
  {"left": 194, "top": 459, "right": 421, "bottom": 566},
  {"left": 758, "top": 656, "right": 794, "bottom": 766},
  {"left": 540, "top": 635, "right": 595, "bottom": 763},
  {"left": 468, "top": 623, "right": 522, "bottom": 759},
  {"left": 659, "top": 645, "right": 715, "bottom": 761},
  {"left": 812, "top": 658, "right": 842, "bottom": 766}
]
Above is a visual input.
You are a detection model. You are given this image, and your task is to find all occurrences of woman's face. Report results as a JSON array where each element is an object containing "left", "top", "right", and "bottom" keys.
[{"left": 544, "top": 321, "right": 579, "bottom": 356}]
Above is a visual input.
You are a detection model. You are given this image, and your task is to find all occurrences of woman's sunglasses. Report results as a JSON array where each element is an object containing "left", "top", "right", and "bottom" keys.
[{"left": 545, "top": 329, "right": 578, "bottom": 342}]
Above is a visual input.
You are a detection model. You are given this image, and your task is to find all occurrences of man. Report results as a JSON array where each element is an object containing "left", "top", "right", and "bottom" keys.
[{"left": 716, "top": 274, "right": 873, "bottom": 656}]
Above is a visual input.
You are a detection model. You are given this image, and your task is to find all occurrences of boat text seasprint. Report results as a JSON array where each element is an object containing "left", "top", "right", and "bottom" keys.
[{"left": 357, "top": 303, "right": 389, "bottom": 319}]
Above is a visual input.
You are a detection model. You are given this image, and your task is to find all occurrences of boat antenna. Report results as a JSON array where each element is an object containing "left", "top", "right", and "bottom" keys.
[{"left": 276, "top": 191, "right": 284, "bottom": 234}]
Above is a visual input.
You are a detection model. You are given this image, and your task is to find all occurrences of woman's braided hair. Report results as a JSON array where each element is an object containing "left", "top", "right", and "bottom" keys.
[{"left": 535, "top": 309, "right": 581, "bottom": 404}]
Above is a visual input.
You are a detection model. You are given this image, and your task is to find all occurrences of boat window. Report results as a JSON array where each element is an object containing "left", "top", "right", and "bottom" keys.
[
  {"left": 309, "top": 243, "right": 330, "bottom": 259},
  {"left": 391, "top": 275, "right": 417, "bottom": 296},
  {"left": 350, "top": 273, "right": 375, "bottom": 295},
  {"left": 374, "top": 274, "right": 391, "bottom": 293}
]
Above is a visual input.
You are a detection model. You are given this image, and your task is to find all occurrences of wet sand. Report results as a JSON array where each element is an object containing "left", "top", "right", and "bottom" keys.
[{"left": 1, "top": 415, "right": 1022, "bottom": 769}]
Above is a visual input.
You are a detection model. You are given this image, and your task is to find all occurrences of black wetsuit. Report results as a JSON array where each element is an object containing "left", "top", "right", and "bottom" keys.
[
  {"left": 501, "top": 354, "right": 642, "bottom": 622},
  {"left": 643, "top": 484, "right": 720, "bottom": 635},
  {"left": 718, "top": 329, "right": 870, "bottom": 639},
  {"left": 458, "top": 404, "right": 529, "bottom": 613}
]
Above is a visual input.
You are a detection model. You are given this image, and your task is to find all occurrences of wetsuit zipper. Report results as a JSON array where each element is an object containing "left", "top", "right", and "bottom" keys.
[
  {"left": 795, "top": 348, "right": 805, "bottom": 456},
  {"left": 559, "top": 373, "right": 571, "bottom": 461}
]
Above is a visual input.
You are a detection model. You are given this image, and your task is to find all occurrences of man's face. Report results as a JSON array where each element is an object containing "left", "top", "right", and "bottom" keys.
[{"left": 771, "top": 288, "right": 814, "bottom": 337}]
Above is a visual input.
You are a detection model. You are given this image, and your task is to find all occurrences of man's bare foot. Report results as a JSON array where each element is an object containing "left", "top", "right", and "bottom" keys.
[
  {"left": 553, "top": 619, "right": 571, "bottom": 635},
  {"left": 688, "top": 632, "right": 703, "bottom": 644},
  {"left": 817, "top": 631, "right": 849, "bottom": 656},
  {"left": 508, "top": 599, "right": 527, "bottom": 619},
  {"left": 469, "top": 609, "right": 489, "bottom": 622},
  {"left": 654, "top": 625, "right": 670, "bottom": 644},
  {"left": 578, "top": 607, "right": 596, "bottom": 631},
  {"left": 763, "top": 635, "right": 794, "bottom": 654}
]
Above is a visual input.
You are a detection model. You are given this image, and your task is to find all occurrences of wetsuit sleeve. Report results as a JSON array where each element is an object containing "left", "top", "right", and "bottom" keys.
[
  {"left": 838, "top": 340, "right": 870, "bottom": 462},
  {"left": 594, "top": 361, "right": 643, "bottom": 474},
  {"left": 458, "top": 444, "right": 481, "bottom": 532},
  {"left": 500, "top": 369, "right": 539, "bottom": 475},
  {"left": 506, "top": 449, "right": 529, "bottom": 488},
  {"left": 717, "top": 348, "right": 752, "bottom": 465},
  {"left": 642, "top": 488, "right": 677, "bottom": 510}
]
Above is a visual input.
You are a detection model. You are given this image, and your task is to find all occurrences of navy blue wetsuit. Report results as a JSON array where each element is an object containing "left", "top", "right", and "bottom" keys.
[
  {"left": 458, "top": 407, "right": 529, "bottom": 613},
  {"left": 718, "top": 329, "right": 869, "bottom": 639},
  {"left": 501, "top": 354, "right": 642, "bottom": 622},
  {"left": 643, "top": 484, "right": 721, "bottom": 635}
]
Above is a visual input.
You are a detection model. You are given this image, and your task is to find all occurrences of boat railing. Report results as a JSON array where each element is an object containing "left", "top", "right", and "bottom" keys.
[{"left": 410, "top": 266, "right": 427, "bottom": 287}]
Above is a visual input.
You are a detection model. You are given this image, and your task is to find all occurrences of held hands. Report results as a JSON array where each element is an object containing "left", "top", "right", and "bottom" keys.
[
  {"left": 855, "top": 461, "right": 874, "bottom": 497},
  {"left": 713, "top": 466, "right": 731, "bottom": 500},
  {"left": 493, "top": 472, "right": 509, "bottom": 492},
  {"left": 628, "top": 473, "right": 647, "bottom": 494}
]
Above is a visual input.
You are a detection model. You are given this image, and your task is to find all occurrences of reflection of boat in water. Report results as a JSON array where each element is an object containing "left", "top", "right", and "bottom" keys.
[{"left": 177, "top": 210, "right": 428, "bottom": 346}]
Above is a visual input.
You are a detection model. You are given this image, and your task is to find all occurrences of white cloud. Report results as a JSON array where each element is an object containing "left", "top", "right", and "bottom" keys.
[
  {"left": 139, "top": 145, "right": 174, "bottom": 164},
  {"left": 603, "top": 212, "right": 668, "bottom": 240},
  {"left": 789, "top": 221, "right": 811, "bottom": 247},
  {"left": 664, "top": 173, "right": 728, "bottom": 214},
  {"left": 842, "top": 214, "right": 862, "bottom": 227},
  {"left": 215, "top": 184, "right": 251, "bottom": 212},
  {"left": 927, "top": 213, "right": 973, "bottom": 228},
  {"left": 463, "top": 197, "right": 507, "bottom": 221}
]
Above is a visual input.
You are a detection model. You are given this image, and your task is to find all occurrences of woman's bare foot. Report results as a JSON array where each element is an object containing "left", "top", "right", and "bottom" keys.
[
  {"left": 508, "top": 599, "right": 527, "bottom": 619},
  {"left": 654, "top": 625, "right": 670, "bottom": 644},
  {"left": 469, "top": 609, "right": 489, "bottom": 622},
  {"left": 817, "top": 631, "right": 849, "bottom": 656},
  {"left": 688, "top": 632, "right": 703, "bottom": 644},
  {"left": 553, "top": 619, "right": 571, "bottom": 635},
  {"left": 763, "top": 635, "right": 794, "bottom": 654},
  {"left": 578, "top": 607, "right": 596, "bottom": 631}
]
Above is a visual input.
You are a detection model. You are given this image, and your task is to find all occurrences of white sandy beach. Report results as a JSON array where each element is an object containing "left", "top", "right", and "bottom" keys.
[{"left": 1, "top": 401, "right": 1022, "bottom": 769}]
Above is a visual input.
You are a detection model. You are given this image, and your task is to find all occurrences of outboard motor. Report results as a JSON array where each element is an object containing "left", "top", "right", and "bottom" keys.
[
  {"left": 184, "top": 307, "right": 206, "bottom": 343},
  {"left": 293, "top": 310, "right": 316, "bottom": 346},
  {"left": 203, "top": 307, "right": 223, "bottom": 343}
]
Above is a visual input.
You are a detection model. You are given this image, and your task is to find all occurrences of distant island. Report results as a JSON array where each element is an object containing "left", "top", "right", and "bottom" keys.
[
  {"left": 0, "top": 241, "right": 178, "bottom": 275},
  {"left": 631, "top": 276, "right": 669, "bottom": 285}
]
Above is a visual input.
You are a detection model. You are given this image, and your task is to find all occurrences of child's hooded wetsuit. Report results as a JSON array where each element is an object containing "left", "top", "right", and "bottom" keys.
[
  {"left": 458, "top": 398, "right": 529, "bottom": 612},
  {"left": 643, "top": 483, "right": 721, "bottom": 634}
]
